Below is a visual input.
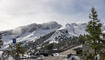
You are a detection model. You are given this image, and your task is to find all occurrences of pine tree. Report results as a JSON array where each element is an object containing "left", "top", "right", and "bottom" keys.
[
  {"left": 85, "top": 7, "right": 105, "bottom": 59},
  {"left": 79, "top": 34, "right": 86, "bottom": 44},
  {"left": 2, "top": 43, "right": 26, "bottom": 60},
  {"left": 0, "top": 33, "right": 3, "bottom": 48},
  {"left": 44, "top": 43, "right": 54, "bottom": 50}
]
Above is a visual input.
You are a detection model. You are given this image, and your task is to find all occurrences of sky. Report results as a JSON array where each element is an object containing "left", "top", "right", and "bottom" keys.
[{"left": 0, "top": 0, "right": 105, "bottom": 31}]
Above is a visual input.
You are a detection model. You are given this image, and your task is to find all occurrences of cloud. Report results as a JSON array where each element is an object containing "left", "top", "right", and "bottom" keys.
[{"left": 0, "top": 0, "right": 104, "bottom": 31}]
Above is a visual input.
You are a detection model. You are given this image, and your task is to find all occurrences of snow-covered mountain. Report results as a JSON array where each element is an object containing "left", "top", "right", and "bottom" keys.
[
  {"left": 46, "top": 23, "right": 87, "bottom": 43},
  {"left": 1, "top": 22, "right": 61, "bottom": 49},
  {"left": 1, "top": 22, "right": 105, "bottom": 49}
]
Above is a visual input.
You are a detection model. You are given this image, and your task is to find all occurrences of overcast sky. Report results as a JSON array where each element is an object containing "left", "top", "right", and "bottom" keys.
[{"left": 0, "top": 0, "right": 105, "bottom": 31}]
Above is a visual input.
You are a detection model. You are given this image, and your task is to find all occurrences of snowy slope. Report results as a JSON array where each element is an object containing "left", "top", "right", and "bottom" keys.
[
  {"left": 47, "top": 23, "right": 88, "bottom": 43},
  {"left": 65, "top": 23, "right": 87, "bottom": 36},
  {"left": 1, "top": 22, "right": 61, "bottom": 49}
]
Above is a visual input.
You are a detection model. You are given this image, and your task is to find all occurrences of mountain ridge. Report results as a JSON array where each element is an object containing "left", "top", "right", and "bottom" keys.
[{"left": 1, "top": 21, "right": 105, "bottom": 49}]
